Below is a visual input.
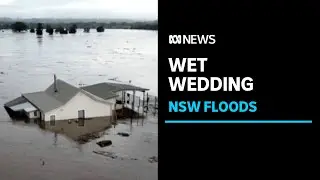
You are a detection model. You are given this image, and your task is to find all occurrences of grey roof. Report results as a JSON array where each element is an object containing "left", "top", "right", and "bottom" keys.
[
  {"left": 23, "top": 91, "right": 63, "bottom": 112},
  {"left": 4, "top": 96, "right": 28, "bottom": 107},
  {"left": 45, "top": 79, "right": 80, "bottom": 104},
  {"left": 4, "top": 79, "right": 148, "bottom": 113},
  {"left": 22, "top": 79, "right": 80, "bottom": 112},
  {"left": 82, "top": 82, "right": 149, "bottom": 100}
]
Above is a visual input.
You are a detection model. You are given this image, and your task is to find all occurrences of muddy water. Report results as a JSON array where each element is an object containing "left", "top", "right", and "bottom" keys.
[{"left": 0, "top": 29, "right": 158, "bottom": 180}]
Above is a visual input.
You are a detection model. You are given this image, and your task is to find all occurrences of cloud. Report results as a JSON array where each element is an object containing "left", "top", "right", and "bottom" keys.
[
  {"left": 0, "top": 0, "right": 15, "bottom": 6},
  {"left": 0, "top": 0, "right": 157, "bottom": 20}
]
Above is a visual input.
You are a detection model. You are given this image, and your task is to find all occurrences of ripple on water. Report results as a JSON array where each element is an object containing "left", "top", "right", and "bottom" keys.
[{"left": 0, "top": 32, "right": 158, "bottom": 174}]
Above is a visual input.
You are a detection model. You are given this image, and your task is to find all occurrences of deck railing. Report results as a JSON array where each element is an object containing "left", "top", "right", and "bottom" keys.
[{"left": 116, "top": 92, "right": 158, "bottom": 116}]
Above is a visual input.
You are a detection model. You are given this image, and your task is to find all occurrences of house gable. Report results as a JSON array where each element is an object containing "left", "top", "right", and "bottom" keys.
[{"left": 44, "top": 91, "right": 113, "bottom": 121}]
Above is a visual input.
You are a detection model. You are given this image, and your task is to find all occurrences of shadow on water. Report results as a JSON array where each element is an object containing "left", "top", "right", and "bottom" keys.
[
  {"left": 0, "top": 29, "right": 158, "bottom": 180},
  {"left": 8, "top": 114, "right": 114, "bottom": 145},
  {"left": 37, "top": 35, "right": 43, "bottom": 46},
  {"left": 48, "top": 35, "right": 54, "bottom": 40},
  {"left": 4, "top": 106, "right": 151, "bottom": 146}
]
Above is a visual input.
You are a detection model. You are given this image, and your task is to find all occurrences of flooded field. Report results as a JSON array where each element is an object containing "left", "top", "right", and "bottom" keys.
[{"left": 0, "top": 29, "right": 158, "bottom": 180}]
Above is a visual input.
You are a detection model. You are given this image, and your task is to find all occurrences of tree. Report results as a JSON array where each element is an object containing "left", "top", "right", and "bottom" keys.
[
  {"left": 36, "top": 23, "right": 43, "bottom": 35},
  {"left": 97, "top": 26, "right": 104, "bottom": 32},
  {"left": 36, "top": 23, "right": 43, "bottom": 30},
  {"left": 58, "top": 26, "right": 68, "bottom": 34},
  {"left": 46, "top": 25, "right": 54, "bottom": 35},
  {"left": 11, "top": 22, "right": 28, "bottom": 32},
  {"left": 69, "top": 24, "right": 77, "bottom": 34},
  {"left": 56, "top": 26, "right": 63, "bottom": 33}
]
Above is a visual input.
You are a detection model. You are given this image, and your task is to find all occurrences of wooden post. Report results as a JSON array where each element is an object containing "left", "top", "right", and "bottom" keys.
[
  {"left": 114, "top": 104, "right": 118, "bottom": 121},
  {"left": 132, "top": 90, "right": 136, "bottom": 117},
  {"left": 113, "top": 103, "right": 117, "bottom": 124},
  {"left": 142, "top": 91, "right": 145, "bottom": 116},
  {"left": 137, "top": 102, "right": 139, "bottom": 126},
  {"left": 122, "top": 91, "right": 125, "bottom": 108},
  {"left": 130, "top": 93, "right": 132, "bottom": 124},
  {"left": 122, "top": 91, "right": 125, "bottom": 117},
  {"left": 154, "top": 96, "right": 157, "bottom": 116},
  {"left": 146, "top": 93, "right": 149, "bottom": 112},
  {"left": 138, "top": 98, "right": 141, "bottom": 118},
  {"left": 130, "top": 91, "right": 136, "bottom": 124},
  {"left": 133, "top": 90, "right": 136, "bottom": 108}
]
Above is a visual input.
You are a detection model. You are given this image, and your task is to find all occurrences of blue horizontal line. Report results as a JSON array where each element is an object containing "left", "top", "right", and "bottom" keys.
[{"left": 165, "top": 120, "right": 312, "bottom": 124}]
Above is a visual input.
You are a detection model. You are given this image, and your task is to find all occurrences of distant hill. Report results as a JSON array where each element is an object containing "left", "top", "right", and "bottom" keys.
[
  {"left": 0, "top": 17, "right": 154, "bottom": 23},
  {"left": 0, "top": 18, "right": 158, "bottom": 30}
]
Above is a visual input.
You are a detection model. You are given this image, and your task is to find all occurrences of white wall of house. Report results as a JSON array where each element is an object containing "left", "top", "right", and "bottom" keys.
[
  {"left": 44, "top": 91, "right": 113, "bottom": 121},
  {"left": 81, "top": 90, "right": 117, "bottom": 110},
  {"left": 106, "top": 98, "right": 116, "bottom": 105},
  {"left": 27, "top": 110, "right": 40, "bottom": 119}
]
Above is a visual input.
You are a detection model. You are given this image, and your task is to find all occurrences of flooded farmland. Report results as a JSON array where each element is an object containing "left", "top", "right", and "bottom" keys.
[{"left": 0, "top": 29, "right": 158, "bottom": 180}]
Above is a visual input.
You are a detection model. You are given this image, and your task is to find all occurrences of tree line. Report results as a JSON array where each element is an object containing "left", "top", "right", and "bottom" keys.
[{"left": 0, "top": 21, "right": 158, "bottom": 31}]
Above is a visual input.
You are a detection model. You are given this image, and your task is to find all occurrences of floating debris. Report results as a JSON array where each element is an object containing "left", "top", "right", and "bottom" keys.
[
  {"left": 40, "top": 158, "right": 45, "bottom": 166},
  {"left": 117, "top": 132, "right": 130, "bottom": 137},
  {"left": 93, "top": 151, "right": 139, "bottom": 161},
  {"left": 148, "top": 156, "right": 158, "bottom": 163},
  {"left": 96, "top": 140, "right": 112, "bottom": 147},
  {"left": 108, "top": 77, "right": 119, "bottom": 81},
  {"left": 0, "top": 72, "right": 4, "bottom": 74},
  {"left": 77, "top": 132, "right": 102, "bottom": 144},
  {"left": 93, "top": 151, "right": 117, "bottom": 159}
]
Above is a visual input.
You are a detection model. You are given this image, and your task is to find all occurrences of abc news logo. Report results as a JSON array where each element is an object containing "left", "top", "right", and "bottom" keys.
[{"left": 169, "top": 35, "right": 216, "bottom": 45}]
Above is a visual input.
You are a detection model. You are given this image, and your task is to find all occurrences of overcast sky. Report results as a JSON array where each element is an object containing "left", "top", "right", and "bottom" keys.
[{"left": 0, "top": 0, "right": 157, "bottom": 20}]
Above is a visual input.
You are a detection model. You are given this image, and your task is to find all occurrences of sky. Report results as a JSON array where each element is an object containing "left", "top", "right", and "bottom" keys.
[{"left": 0, "top": 0, "right": 158, "bottom": 20}]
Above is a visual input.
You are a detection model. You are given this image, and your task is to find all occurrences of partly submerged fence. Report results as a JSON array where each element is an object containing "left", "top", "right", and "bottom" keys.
[
  {"left": 116, "top": 92, "right": 158, "bottom": 116},
  {"left": 145, "top": 94, "right": 158, "bottom": 115}
]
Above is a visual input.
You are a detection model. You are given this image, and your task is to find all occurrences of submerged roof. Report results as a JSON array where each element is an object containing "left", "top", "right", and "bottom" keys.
[
  {"left": 4, "top": 79, "right": 149, "bottom": 113},
  {"left": 4, "top": 96, "right": 28, "bottom": 107},
  {"left": 10, "top": 102, "right": 36, "bottom": 112},
  {"left": 82, "top": 82, "right": 149, "bottom": 100},
  {"left": 23, "top": 91, "right": 63, "bottom": 112},
  {"left": 45, "top": 79, "right": 80, "bottom": 104},
  {"left": 22, "top": 79, "right": 80, "bottom": 112}
]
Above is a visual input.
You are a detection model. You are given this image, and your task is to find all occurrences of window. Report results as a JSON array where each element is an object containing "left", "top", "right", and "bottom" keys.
[
  {"left": 50, "top": 115, "right": 55, "bottom": 126},
  {"left": 34, "top": 111, "right": 38, "bottom": 117}
]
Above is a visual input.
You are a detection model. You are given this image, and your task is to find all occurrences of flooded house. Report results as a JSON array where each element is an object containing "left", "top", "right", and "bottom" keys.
[{"left": 4, "top": 75, "right": 149, "bottom": 123}]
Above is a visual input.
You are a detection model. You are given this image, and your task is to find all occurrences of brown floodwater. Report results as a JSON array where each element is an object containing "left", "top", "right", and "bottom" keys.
[
  {"left": 0, "top": 117, "right": 158, "bottom": 180},
  {"left": 0, "top": 29, "right": 158, "bottom": 180}
]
